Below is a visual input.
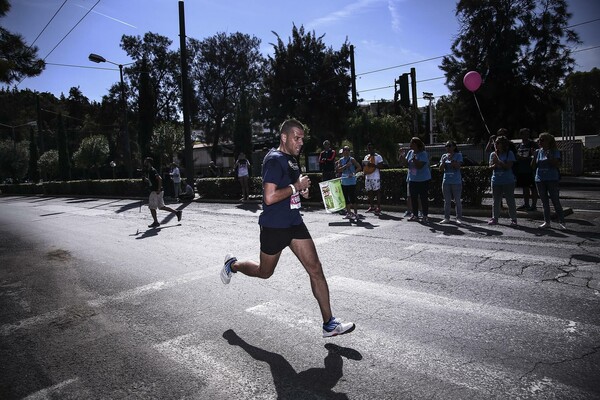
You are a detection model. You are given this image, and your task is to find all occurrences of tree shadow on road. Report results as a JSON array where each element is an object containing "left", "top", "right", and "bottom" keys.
[{"left": 223, "top": 329, "right": 361, "bottom": 399}]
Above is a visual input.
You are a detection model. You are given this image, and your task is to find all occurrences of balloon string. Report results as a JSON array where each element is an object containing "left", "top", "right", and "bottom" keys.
[{"left": 472, "top": 93, "right": 491, "bottom": 136}]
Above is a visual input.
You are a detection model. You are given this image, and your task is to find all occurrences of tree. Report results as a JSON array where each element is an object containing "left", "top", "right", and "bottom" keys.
[
  {"left": 563, "top": 68, "right": 600, "bottom": 135},
  {"left": 57, "top": 113, "right": 70, "bottom": 181},
  {"left": 0, "top": 0, "right": 45, "bottom": 84},
  {"left": 188, "top": 32, "right": 264, "bottom": 161},
  {"left": 73, "top": 135, "right": 109, "bottom": 179},
  {"left": 150, "top": 122, "right": 184, "bottom": 170},
  {"left": 137, "top": 57, "right": 154, "bottom": 159},
  {"left": 264, "top": 25, "right": 353, "bottom": 150},
  {"left": 121, "top": 32, "right": 181, "bottom": 123},
  {"left": 0, "top": 138, "right": 28, "bottom": 181},
  {"left": 38, "top": 149, "right": 58, "bottom": 181},
  {"left": 233, "top": 90, "right": 252, "bottom": 159},
  {"left": 346, "top": 111, "right": 412, "bottom": 165},
  {"left": 440, "top": 0, "right": 580, "bottom": 142},
  {"left": 28, "top": 125, "right": 39, "bottom": 181}
]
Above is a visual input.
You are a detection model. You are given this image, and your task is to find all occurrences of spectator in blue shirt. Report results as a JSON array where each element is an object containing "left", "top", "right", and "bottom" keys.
[
  {"left": 532, "top": 132, "right": 566, "bottom": 230},
  {"left": 405, "top": 137, "right": 431, "bottom": 223},
  {"left": 488, "top": 135, "right": 517, "bottom": 226},
  {"left": 439, "top": 140, "right": 463, "bottom": 225}
]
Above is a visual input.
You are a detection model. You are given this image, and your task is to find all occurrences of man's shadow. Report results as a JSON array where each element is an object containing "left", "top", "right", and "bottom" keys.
[{"left": 223, "top": 329, "right": 362, "bottom": 399}]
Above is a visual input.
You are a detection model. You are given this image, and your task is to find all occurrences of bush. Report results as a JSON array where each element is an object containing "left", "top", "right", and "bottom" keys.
[{"left": 1, "top": 167, "right": 493, "bottom": 207}]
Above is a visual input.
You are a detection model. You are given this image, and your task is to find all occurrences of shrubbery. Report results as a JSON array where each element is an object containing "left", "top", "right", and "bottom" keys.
[{"left": 1, "top": 167, "right": 492, "bottom": 207}]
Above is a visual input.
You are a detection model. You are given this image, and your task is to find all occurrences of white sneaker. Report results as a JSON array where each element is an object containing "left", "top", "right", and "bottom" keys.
[
  {"left": 221, "top": 254, "right": 237, "bottom": 284},
  {"left": 440, "top": 218, "right": 450, "bottom": 224},
  {"left": 456, "top": 218, "right": 463, "bottom": 225},
  {"left": 323, "top": 317, "right": 356, "bottom": 338},
  {"left": 539, "top": 222, "right": 551, "bottom": 229}
]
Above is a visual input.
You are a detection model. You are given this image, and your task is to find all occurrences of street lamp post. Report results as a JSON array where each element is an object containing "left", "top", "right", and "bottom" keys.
[
  {"left": 89, "top": 53, "right": 133, "bottom": 178},
  {"left": 0, "top": 121, "right": 37, "bottom": 152}
]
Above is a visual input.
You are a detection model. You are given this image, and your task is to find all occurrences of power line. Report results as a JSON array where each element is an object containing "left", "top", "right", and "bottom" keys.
[
  {"left": 46, "top": 62, "right": 119, "bottom": 72},
  {"left": 16, "top": 0, "right": 101, "bottom": 88},
  {"left": 28, "top": 0, "right": 69, "bottom": 49},
  {"left": 41, "top": 0, "right": 101, "bottom": 62},
  {"left": 355, "top": 17, "right": 600, "bottom": 78}
]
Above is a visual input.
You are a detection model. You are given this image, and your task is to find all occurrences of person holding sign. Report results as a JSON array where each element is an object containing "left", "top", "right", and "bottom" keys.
[
  {"left": 337, "top": 146, "right": 362, "bottom": 220},
  {"left": 362, "top": 143, "right": 384, "bottom": 216},
  {"left": 220, "top": 118, "right": 355, "bottom": 338}
]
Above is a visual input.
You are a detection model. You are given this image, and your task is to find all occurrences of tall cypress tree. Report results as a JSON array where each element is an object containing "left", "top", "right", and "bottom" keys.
[
  {"left": 57, "top": 113, "right": 70, "bottom": 181},
  {"left": 28, "top": 125, "right": 39, "bottom": 182}
]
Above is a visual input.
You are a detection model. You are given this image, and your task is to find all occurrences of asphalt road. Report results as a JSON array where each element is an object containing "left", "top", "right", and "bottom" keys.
[{"left": 1, "top": 195, "right": 599, "bottom": 399}]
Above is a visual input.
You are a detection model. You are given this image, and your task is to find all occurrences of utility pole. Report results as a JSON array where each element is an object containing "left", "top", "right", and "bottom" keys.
[
  {"left": 350, "top": 45, "right": 357, "bottom": 108},
  {"left": 179, "top": 0, "right": 193, "bottom": 185}
]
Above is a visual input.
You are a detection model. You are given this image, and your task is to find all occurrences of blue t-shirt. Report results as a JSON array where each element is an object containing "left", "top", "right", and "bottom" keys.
[
  {"left": 258, "top": 149, "right": 303, "bottom": 228},
  {"left": 441, "top": 152, "right": 463, "bottom": 185},
  {"left": 490, "top": 151, "right": 516, "bottom": 185},
  {"left": 535, "top": 149, "right": 561, "bottom": 182},
  {"left": 339, "top": 156, "right": 357, "bottom": 186},
  {"left": 406, "top": 150, "right": 431, "bottom": 182}
]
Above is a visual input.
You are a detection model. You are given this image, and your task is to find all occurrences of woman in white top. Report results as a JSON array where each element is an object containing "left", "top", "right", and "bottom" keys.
[{"left": 235, "top": 153, "right": 251, "bottom": 201}]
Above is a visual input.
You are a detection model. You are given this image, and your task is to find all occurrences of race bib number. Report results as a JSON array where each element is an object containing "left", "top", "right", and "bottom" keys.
[{"left": 290, "top": 192, "right": 301, "bottom": 209}]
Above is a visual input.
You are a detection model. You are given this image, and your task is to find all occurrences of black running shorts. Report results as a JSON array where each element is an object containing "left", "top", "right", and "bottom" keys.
[{"left": 260, "top": 223, "right": 312, "bottom": 255}]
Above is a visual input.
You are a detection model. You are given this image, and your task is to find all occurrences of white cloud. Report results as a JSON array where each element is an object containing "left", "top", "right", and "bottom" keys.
[
  {"left": 306, "top": 0, "right": 384, "bottom": 30},
  {"left": 387, "top": 0, "right": 403, "bottom": 33}
]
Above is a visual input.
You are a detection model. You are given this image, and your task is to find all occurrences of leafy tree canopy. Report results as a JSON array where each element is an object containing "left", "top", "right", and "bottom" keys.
[
  {"left": 440, "top": 0, "right": 580, "bottom": 142},
  {"left": 0, "top": 0, "right": 45, "bottom": 84},
  {"left": 265, "top": 25, "right": 353, "bottom": 150}
]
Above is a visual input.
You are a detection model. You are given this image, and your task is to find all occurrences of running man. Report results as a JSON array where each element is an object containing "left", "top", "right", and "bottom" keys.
[
  {"left": 220, "top": 118, "right": 355, "bottom": 338},
  {"left": 143, "top": 157, "right": 182, "bottom": 228}
]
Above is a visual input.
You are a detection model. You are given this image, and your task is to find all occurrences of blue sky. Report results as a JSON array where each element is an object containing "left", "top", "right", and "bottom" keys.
[{"left": 3, "top": 0, "right": 599, "bottom": 108}]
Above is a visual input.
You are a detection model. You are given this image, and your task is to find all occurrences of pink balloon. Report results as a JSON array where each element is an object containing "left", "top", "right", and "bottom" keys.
[{"left": 463, "top": 71, "right": 482, "bottom": 92}]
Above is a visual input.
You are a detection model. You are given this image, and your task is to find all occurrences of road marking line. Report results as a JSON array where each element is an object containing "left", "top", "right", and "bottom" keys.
[
  {"left": 23, "top": 378, "right": 79, "bottom": 400},
  {"left": 0, "top": 269, "right": 213, "bottom": 336},
  {"left": 242, "top": 298, "right": 596, "bottom": 400},
  {"left": 328, "top": 275, "right": 600, "bottom": 335},
  {"left": 404, "top": 242, "right": 569, "bottom": 265},
  {"left": 154, "top": 334, "right": 275, "bottom": 400},
  {"left": 434, "top": 234, "right": 580, "bottom": 249}
]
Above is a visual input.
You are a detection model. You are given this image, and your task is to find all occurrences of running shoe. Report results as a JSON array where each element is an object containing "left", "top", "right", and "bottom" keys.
[
  {"left": 487, "top": 218, "right": 498, "bottom": 225},
  {"left": 221, "top": 253, "right": 237, "bottom": 284},
  {"left": 439, "top": 218, "right": 450, "bottom": 224},
  {"left": 343, "top": 213, "right": 353, "bottom": 219},
  {"left": 510, "top": 220, "right": 518, "bottom": 227},
  {"left": 323, "top": 317, "right": 356, "bottom": 338},
  {"left": 539, "top": 222, "right": 551, "bottom": 229},
  {"left": 407, "top": 215, "right": 418, "bottom": 222},
  {"left": 374, "top": 208, "right": 381, "bottom": 216},
  {"left": 365, "top": 207, "right": 374, "bottom": 213},
  {"left": 418, "top": 211, "right": 423, "bottom": 218},
  {"left": 403, "top": 210, "right": 412, "bottom": 217},
  {"left": 177, "top": 210, "right": 182, "bottom": 221},
  {"left": 148, "top": 221, "right": 160, "bottom": 228},
  {"left": 456, "top": 218, "right": 463, "bottom": 225}
]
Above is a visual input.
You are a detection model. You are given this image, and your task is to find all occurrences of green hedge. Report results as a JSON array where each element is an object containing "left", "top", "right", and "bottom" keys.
[
  {"left": 1, "top": 168, "right": 492, "bottom": 207},
  {"left": 0, "top": 179, "right": 147, "bottom": 197},
  {"left": 196, "top": 166, "right": 491, "bottom": 206}
]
